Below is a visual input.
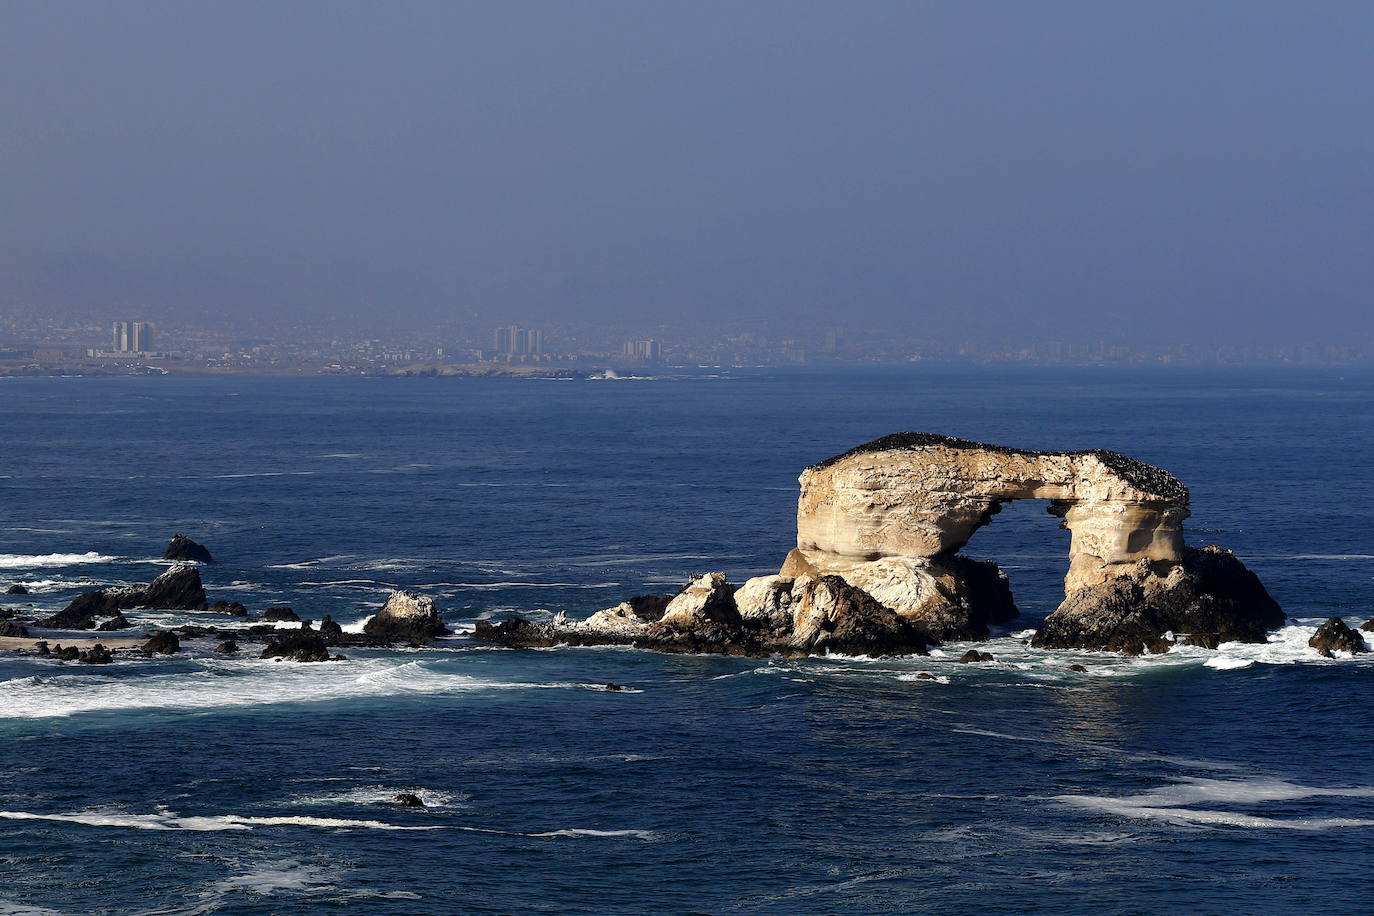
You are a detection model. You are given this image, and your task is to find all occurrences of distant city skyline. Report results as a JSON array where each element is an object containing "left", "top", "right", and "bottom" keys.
[{"left": 3, "top": 1, "right": 1373, "bottom": 351}]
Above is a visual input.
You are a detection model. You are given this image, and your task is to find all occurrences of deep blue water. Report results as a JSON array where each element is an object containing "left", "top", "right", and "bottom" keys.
[{"left": 0, "top": 368, "right": 1371, "bottom": 915}]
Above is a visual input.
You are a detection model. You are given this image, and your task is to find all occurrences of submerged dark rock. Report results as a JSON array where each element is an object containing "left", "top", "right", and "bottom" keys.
[
  {"left": 208, "top": 600, "right": 248, "bottom": 616},
  {"left": 364, "top": 591, "right": 450, "bottom": 645},
  {"left": 41, "top": 566, "right": 208, "bottom": 630},
  {"left": 214, "top": 639, "right": 239, "bottom": 655},
  {"left": 260, "top": 632, "right": 335, "bottom": 662},
  {"left": 1032, "top": 546, "right": 1284, "bottom": 655},
  {"left": 142, "top": 631, "right": 181, "bottom": 655},
  {"left": 1309, "top": 618, "right": 1366, "bottom": 657},
  {"left": 393, "top": 793, "right": 425, "bottom": 808},
  {"left": 5, "top": 584, "right": 29, "bottom": 595},
  {"left": 261, "top": 606, "right": 299, "bottom": 622},
  {"left": 959, "top": 650, "right": 995, "bottom": 663},
  {"left": 164, "top": 534, "right": 215, "bottom": 564}
]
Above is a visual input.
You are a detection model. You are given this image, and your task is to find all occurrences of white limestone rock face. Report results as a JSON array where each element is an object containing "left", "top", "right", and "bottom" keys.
[
  {"left": 795, "top": 433, "right": 1189, "bottom": 594},
  {"left": 733, "top": 575, "right": 795, "bottom": 629},
  {"left": 658, "top": 573, "right": 740, "bottom": 628},
  {"left": 781, "top": 548, "right": 1016, "bottom": 640}
]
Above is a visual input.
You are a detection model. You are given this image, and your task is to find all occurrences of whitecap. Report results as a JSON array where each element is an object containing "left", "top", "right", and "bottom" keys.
[
  {"left": 0, "top": 553, "right": 114, "bottom": 570},
  {"left": 1055, "top": 776, "right": 1374, "bottom": 830}
]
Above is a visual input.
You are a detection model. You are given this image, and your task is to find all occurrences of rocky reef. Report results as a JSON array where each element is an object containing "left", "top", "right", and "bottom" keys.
[
  {"left": 477, "top": 433, "right": 1283, "bottom": 658},
  {"left": 39, "top": 565, "right": 208, "bottom": 629}
]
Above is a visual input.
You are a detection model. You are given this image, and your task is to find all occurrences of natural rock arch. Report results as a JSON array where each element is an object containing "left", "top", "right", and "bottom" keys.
[
  {"left": 788, "top": 432, "right": 1188, "bottom": 594},
  {"left": 782, "top": 433, "right": 1281, "bottom": 651}
]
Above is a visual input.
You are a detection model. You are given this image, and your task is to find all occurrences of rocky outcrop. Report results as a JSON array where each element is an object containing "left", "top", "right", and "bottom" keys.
[
  {"left": 5, "top": 584, "right": 29, "bottom": 595},
  {"left": 142, "top": 631, "right": 181, "bottom": 655},
  {"left": 475, "top": 572, "right": 929, "bottom": 658},
  {"left": 260, "top": 632, "right": 341, "bottom": 662},
  {"left": 318, "top": 615, "right": 345, "bottom": 643},
  {"left": 261, "top": 606, "right": 299, "bottom": 622},
  {"left": 0, "top": 620, "right": 30, "bottom": 638},
  {"left": 1032, "top": 546, "right": 1285, "bottom": 655},
  {"left": 778, "top": 550, "right": 1016, "bottom": 641},
  {"left": 164, "top": 534, "right": 215, "bottom": 564},
  {"left": 363, "top": 591, "right": 450, "bottom": 645},
  {"left": 208, "top": 600, "right": 248, "bottom": 616},
  {"left": 41, "top": 565, "right": 208, "bottom": 629},
  {"left": 95, "top": 611, "right": 131, "bottom": 631},
  {"left": 79, "top": 644, "right": 114, "bottom": 664},
  {"left": 1309, "top": 618, "right": 1366, "bottom": 657}
]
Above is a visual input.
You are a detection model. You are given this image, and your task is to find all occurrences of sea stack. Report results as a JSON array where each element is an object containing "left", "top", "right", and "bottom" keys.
[
  {"left": 164, "top": 534, "right": 216, "bottom": 564},
  {"left": 364, "top": 590, "right": 451, "bottom": 645}
]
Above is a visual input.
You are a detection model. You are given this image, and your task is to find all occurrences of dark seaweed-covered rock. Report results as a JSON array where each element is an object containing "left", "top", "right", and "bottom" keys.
[
  {"left": 364, "top": 591, "right": 450, "bottom": 645},
  {"left": 0, "top": 620, "right": 31, "bottom": 638},
  {"left": 5, "top": 584, "right": 29, "bottom": 595},
  {"left": 51, "top": 644, "right": 80, "bottom": 661},
  {"left": 34, "top": 641, "right": 50, "bottom": 657},
  {"left": 208, "top": 600, "right": 248, "bottom": 616},
  {"left": 215, "top": 639, "right": 239, "bottom": 654},
  {"left": 79, "top": 643, "right": 114, "bottom": 664},
  {"left": 142, "top": 631, "right": 181, "bottom": 655},
  {"left": 96, "top": 611, "right": 131, "bottom": 631},
  {"left": 1067, "top": 664, "right": 1088, "bottom": 672},
  {"left": 393, "top": 793, "right": 425, "bottom": 808},
  {"left": 958, "top": 650, "right": 994, "bottom": 663},
  {"left": 1360, "top": 619, "right": 1374, "bottom": 634},
  {"left": 164, "top": 534, "right": 215, "bottom": 564},
  {"left": 261, "top": 606, "right": 299, "bottom": 622},
  {"left": 1033, "top": 546, "right": 1284, "bottom": 654},
  {"left": 260, "top": 632, "right": 335, "bottom": 662},
  {"left": 1309, "top": 617, "right": 1366, "bottom": 657}
]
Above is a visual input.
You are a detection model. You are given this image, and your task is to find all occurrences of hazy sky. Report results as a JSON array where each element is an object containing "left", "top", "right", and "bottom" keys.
[{"left": 3, "top": 1, "right": 1372, "bottom": 342}]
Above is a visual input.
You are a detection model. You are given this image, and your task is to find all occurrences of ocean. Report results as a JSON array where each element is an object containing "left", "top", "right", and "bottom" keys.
[{"left": 0, "top": 367, "right": 1371, "bottom": 914}]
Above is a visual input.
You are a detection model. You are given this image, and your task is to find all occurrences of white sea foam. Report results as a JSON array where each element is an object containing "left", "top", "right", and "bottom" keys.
[
  {"left": 1055, "top": 776, "right": 1374, "bottom": 830},
  {"left": 0, "top": 657, "right": 629, "bottom": 719},
  {"left": 0, "top": 900, "right": 67, "bottom": 916},
  {"left": 290, "top": 785, "right": 469, "bottom": 810},
  {"left": 0, "top": 552, "right": 114, "bottom": 569}
]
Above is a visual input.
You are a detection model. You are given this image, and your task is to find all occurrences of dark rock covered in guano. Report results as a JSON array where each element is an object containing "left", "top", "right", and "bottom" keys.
[{"left": 364, "top": 591, "right": 451, "bottom": 645}]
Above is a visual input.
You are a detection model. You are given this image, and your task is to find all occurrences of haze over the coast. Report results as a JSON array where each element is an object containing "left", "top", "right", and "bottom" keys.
[{"left": 3, "top": 0, "right": 1373, "bottom": 353}]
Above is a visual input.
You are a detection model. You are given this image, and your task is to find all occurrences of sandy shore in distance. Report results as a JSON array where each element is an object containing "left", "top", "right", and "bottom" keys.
[{"left": 0, "top": 636, "right": 146, "bottom": 651}]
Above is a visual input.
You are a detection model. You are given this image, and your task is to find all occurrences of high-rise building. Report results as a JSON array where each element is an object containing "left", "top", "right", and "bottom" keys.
[
  {"left": 111, "top": 321, "right": 155, "bottom": 353},
  {"left": 492, "top": 325, "right": 544, "bottom": 357},
  {"left": 622, "top": 339, "right": 662, "bottom": 361}
]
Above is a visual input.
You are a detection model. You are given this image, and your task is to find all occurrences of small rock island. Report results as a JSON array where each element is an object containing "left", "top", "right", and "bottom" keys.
[{"left": 477, "top": 433, "right": 1283, "bottom": 657}]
